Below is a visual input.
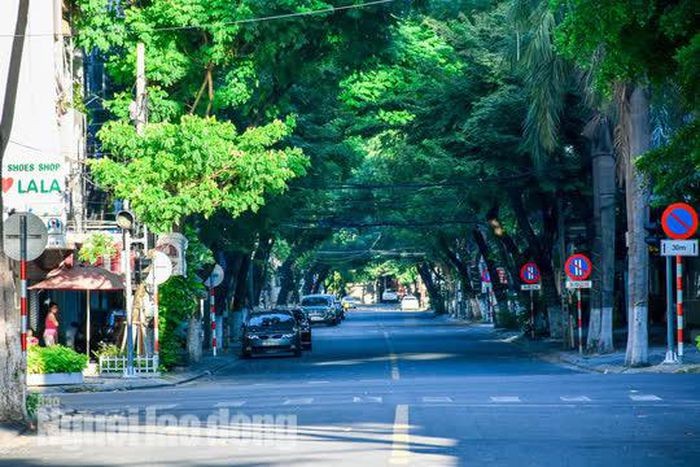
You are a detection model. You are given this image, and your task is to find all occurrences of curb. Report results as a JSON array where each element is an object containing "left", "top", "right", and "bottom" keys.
[{"left": 45, "top": 358, "right": 239, "bottom": 395}]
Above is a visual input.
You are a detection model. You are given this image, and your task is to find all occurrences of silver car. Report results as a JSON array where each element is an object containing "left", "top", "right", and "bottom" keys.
[{"left": 241, "top": 311, "right": 302, "bottom": 358}]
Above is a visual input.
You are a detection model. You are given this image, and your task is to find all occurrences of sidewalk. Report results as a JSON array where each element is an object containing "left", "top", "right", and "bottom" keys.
[
  {"left": 33, "top": 351, "right": 240, "bottom": 395},
  {"left": 497, "top": 329, "right": 700, "bottom": 374}
]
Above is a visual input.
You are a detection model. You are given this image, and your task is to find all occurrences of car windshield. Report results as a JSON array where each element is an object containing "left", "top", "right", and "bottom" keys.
[
  {"left": 301, "top": 297, "right": 331, "bottom": 306},
  {"left": 247, "top": 313, "right": 295, "bottom": 330}
]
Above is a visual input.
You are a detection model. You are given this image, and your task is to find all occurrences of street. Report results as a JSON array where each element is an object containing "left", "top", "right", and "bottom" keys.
[{"left": 3, "top": 305, "right": 699, "bottom": 466}]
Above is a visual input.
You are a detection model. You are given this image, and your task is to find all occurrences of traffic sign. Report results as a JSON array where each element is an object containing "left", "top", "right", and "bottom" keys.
[
  {"left": 519, "top": 262, "right": 541, "bottom": 284},
  {"left": 661, "top": 202, "right": 698, "bottom": 240},
  {"left": 147, "top": 251, "right": 173, "bottom": 285},
  {"left": 566, "top": 280, "right": 592, "bottom": 289},
  {"left": 206, "top": 264, "right": 224, "bottom": 288},
  {"left": 481, "top": 269, "right": 491, "bottom": 283},
  {"left": 2, "top": 212, "right": 48, "bottom": 261},
  {"left": 521, "top": 284, "right": 541, "bottom": 291},
  {"left": 660, "top": 239, "right": 698, "bottom": 257},
  {"left": 565, "top": 253, "right": 592, "bottom": 281}
]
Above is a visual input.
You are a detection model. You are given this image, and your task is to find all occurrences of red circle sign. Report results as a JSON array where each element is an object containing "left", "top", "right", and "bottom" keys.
[
  {"left": 519, "top": 262, "right": 540, "bottom": 284},
  {"left": 565, "top": 254, "right": 592, "bottom": 281},
  {"left": 661, "top": 202, "right": 698, "bottom": 240},
  {"left": 481, "top": 270, "right": 491, "bottom": 283}
]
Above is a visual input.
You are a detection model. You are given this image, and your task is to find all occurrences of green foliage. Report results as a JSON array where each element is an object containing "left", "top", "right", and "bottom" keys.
[
  {"left": 93, "top": 342, "right": 121, "bottom": 359},
  {"left": 27, "top": 345, "right": 89, "bottom": 374},
  {"left": 77, "top": 233, "right": 117, "bottom": 264},
  {"left": 90, "top": 115, "right": 308, "bottom": 233}
]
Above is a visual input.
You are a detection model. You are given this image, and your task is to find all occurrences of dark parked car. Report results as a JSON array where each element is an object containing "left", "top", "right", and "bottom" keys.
[
  {"left": 291, "top": 308, "right": 312, "bottom": 351},
  {"left": 241, "top": 311, "right": 302, "bottom": 358},
  {"left": 301, "top": 294, "right": 341, "bottom": 325}
]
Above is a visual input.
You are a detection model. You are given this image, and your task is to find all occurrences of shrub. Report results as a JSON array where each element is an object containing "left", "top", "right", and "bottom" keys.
[
  {"left": 94, "top": 342, "right": 121, "bottom": 360},
  {"left": 27, "top": 345, "right": 89, "bottom": 374}
]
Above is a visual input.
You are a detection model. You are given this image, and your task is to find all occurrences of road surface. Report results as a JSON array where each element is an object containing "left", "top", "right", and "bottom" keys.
[{"left": 4, "top": 306, "right": 699, "bottom": 466}]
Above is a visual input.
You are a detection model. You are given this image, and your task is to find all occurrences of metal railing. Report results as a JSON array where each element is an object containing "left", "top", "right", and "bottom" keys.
[{"left": 98, "top": 355, "right": 159, "bottom": 376}]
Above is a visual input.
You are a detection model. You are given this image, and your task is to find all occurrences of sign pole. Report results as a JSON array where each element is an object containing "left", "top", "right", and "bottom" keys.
[
  {"left": 530, "top": 289, "right": 535, "bottom": 339},
  {"left": 210, "top": 281, "right": 217, "bottom": 357},
  {"left": 153, "top": 275, "right": 159, "bottom": 368},
  {"left": 123, "top": 229, "right": 135, "bottom": 377},
  {"left": 663, "top": 256, "right": 677, "bottom": 363},
  {"left": 676, "top": 255, "right": 683, "bottom": 360},
  {"left": 577, "top": 289, "right": 583, "bottom": 355},
  {"left": 19, "top": 214, "right": 27, "bottom": 356}
]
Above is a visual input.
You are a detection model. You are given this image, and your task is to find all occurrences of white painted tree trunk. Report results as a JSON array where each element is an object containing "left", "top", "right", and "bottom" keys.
[
  {"left": 624, "top": 86, "right": 651, "bottom": 366},
  {"left": 187, "top": 316, "right": 203, "bottom": 364},
  {"left": 0, "top": 0, "right": 29, "bottom": 422}
]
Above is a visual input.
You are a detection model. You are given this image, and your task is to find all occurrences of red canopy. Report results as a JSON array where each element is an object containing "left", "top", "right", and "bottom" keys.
[{"left": 29, "top": 266, "right": 125, "bottom": 291}]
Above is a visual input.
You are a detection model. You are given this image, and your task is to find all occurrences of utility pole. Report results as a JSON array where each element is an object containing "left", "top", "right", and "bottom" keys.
[{"left": 124, "top": 42, "right": 147, "bottom": 377}]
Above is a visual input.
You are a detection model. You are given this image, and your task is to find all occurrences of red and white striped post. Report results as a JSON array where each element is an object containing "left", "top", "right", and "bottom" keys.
[
  {"left": 153, "top": 283, "right": 160, "bottom": 364},
  {"left": 210, "top": 283, "right": 217, "bottom": 356},
  {"left": 676, "top": 255, "right": 684, "bottom": 359},
  {"left": 19, "top": 214, "right": 27, "bottom": 355},
  {"left": 576, "top": 289, "right": 583, "bottom": 355}
]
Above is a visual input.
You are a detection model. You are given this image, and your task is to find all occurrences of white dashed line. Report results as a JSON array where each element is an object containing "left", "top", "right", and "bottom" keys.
[
  {"left": 422, "top": 396, "right": 453, "bottom": 403},
  {"left": 353, "top": 396, "right": 383, "bottom": 403},
  {"left": 214, "top": 401, "right": 246, "bottom": 408},
  {"left": 307, "top": 380, "right": 330, "bottom": 385},
  {"left": 629, "top": 394, "right": 662, "bottom": 402},
  {"left": 560, "top": 396, "right": 591, "bottom": 402},
  {"left": 490, "top": 396, "right": 521, "bottom": 403},
  {"left": 283, "top": 398, "right": 314, "bottom": 405},
  {"left": 150, "top": 404, "right": 179, "bottom": 410}
]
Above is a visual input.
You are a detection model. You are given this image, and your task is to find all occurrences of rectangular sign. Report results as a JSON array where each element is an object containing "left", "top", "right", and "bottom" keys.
[
  {"left": 660, "top": 239, "right": 698, "bottom": 257},
  {"left": 566, "top": 280, "right": 592, "bottom": 289},
  {"left": 520, "top": 284, "right": 541, "bottom": 291}
]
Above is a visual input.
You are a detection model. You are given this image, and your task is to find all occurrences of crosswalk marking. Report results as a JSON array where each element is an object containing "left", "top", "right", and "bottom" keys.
[
  {"left": 150, "top": 404, "right": 179, "bottom": 410},
  {"left": 560, "top": 396, "right": 591, "bottom": 402},
  {"left": 422, "top": 396, "right": 453, "bottom": 403},
  {"left": 490, "top": 396, "right": 521, "bottom": 403},
  {"left": 353, "top": 396, "right": 383, "bottom": 403},
  {"left": 214, "top": 401, "right": 246, "bottom": 408},
  {"left": 283, "top": 398, "right": 314, "bottom": 405},
  {"left": 629, "top": 394, "right": 662, "bottom": 402}
]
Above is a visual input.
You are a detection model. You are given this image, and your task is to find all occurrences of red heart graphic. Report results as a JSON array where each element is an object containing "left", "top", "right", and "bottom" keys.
[{"left": 1, "top": 177, "right": 13, "bottom": 193}]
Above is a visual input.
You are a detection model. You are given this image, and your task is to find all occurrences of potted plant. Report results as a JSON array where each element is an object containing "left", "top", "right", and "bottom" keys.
[{"left": 26, "top": 345, "right": 89, "bottom": 386}]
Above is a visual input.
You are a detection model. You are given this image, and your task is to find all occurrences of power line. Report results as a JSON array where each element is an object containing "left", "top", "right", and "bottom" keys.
[{"left": 0, "top": 0, "right": 396, "bottom": 38}]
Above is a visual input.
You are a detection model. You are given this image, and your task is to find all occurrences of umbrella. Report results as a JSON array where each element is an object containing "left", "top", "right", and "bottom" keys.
[{"left": 30, "top": 266, "right": 125, "bottom": 358}]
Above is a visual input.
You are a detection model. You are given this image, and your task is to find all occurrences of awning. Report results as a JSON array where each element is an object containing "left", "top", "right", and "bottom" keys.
[{"left": 29, "top": 266, "right": 125, "bottom": 291}]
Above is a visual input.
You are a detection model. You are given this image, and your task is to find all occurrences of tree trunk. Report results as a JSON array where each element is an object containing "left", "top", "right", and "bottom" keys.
[
  {"left": 233, "top": 256, "right": 251, "bottom": 310},
  {"left": 0, "top": 0, "right": 29, "bottom": 422},
  {"left": 187, "top": 315, "right": 203, "bottom": 364},
  {"left": 472, "top": 229, "right": 510, "bottom": 327},
  {"left": 251, "top": 236, "right": 274, "bottom": 306},
  {"left": 624, "top": 86, "right": 651, "bottom": 366},
  {"left": 276, "top": 254, "right": 298, "bottom": 306},
  {"left": 507, "top": 190, "right": 563, "bottom": 337},
  {"left": 311, "top": 264, "right": 331, "bottom": 294},
  {"left": 417, "top": 262, "right": 445, "bottom": 314},
  {"left": 586, "top": 116, "right": 616, "bottom": 353}
]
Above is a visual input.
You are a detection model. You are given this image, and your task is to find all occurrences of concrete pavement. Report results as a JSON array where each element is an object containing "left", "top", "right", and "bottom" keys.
[{"left": 3, "top": 307, "right": 699, "bottom": 466}]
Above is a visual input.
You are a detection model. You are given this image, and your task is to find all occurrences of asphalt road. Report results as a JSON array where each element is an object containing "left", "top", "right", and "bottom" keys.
[{"left": 4, "top": 306, "right": 700, "bottom": 466}]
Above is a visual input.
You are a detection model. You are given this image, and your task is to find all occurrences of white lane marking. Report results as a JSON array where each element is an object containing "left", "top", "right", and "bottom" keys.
[
  {"left": 353, "top": 396, "right": 383, "bottom": 403},
  {"left": 283, "top": 398, "right": 314, "bottom": 405},
  {"left": 150, "top": 404, "right": 179, "bottom": 410},
  {"left": 422, "top": 396, "right": 453, "bottom": 403},
  {"left": 490, "top": 396, "right": 521, "bottom": 403},
  {"left": 560, "top": 396, "right": 591, "bottom": 402},
  {"left": 383, "top": 330, "right": 400, "bottom": 381},
  {"left": 214, "top": 401, "right": 246, "bottom": 408},
  {"left": 390, "top": 404, "right": 410, "bottom": 465},
  {"left": 307, "top": 380, "right": 330, "bottom": 385},
  {"left": 629, "top": 394, "right": 662, "bottom": 402}
]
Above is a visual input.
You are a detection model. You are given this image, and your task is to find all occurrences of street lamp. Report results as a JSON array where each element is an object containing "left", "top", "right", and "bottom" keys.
[{"left": 117, "top": 210, "right": 136, "bottom": 377}]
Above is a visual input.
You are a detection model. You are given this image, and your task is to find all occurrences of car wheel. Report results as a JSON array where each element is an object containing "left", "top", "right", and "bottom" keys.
[{"left": 241, "top": 349, "right": 252, "bottom": 359}]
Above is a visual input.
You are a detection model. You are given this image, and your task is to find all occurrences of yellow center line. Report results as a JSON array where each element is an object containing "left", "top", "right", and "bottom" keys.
[{"left": 390, "top": 404, "right": 410, "bottom": 464}]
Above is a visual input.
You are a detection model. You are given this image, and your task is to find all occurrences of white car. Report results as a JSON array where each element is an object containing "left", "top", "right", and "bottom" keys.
[
  {"left": 382, "top": 289, "right": 398, "bottom": 302},
  {"left": 400, "top": 295, "right": 420, "bottom": 311}
]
